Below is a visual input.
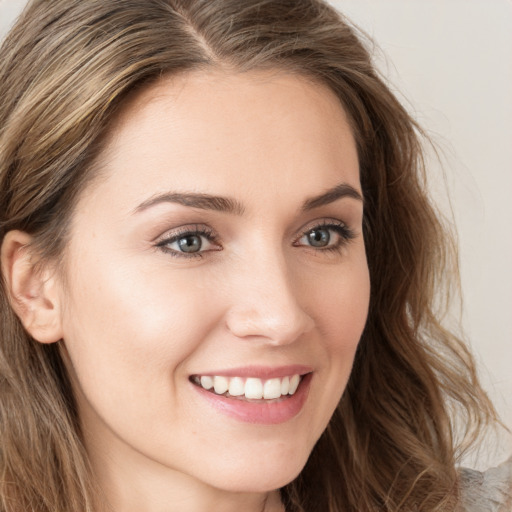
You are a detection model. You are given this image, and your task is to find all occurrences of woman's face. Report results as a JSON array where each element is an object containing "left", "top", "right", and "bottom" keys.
[{"left": 57, "top": 70, "right": 370, "bottom": 499}]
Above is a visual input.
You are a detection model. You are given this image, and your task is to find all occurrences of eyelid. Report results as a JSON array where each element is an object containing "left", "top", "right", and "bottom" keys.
[
  {"left": 154, "top": 224, "right": 215, "bottom": 242},
  {"left": 293, "top": 218, "right": 356, "bottom": 250},
  {"left": 153, "top": 218, "right": 356, "bottom": 259},
  {"left": 155, "top": 224, "right": 222, "bottom": 258},
  {"left": 294, "top": 218, "right": 354, "bottom": 238}
]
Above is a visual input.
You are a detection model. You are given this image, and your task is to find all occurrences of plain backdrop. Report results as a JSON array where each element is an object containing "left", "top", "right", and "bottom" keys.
[
  {"left": 1, "top": 0, "right": 511, "bottom": 469},
  {"left": 331, "top": 1, "right": 512, "bottom": 469}
]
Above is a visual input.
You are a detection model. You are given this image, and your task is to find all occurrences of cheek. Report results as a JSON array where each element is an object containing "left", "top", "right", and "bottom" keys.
[
  {"left": 301, "top": 250, "right": 370, "bottom": 430},
  {"left": 59, "top": 251, "right": 224, "bottom": 399},
  {"left": 329, "top": 266, "right": 370, "bottom": 378},
  {"left": 309, "top": 251, "right": 370, "bottom": 351},
  {"left": 57, "top": 252, "right": 234, "bottom": 465}
]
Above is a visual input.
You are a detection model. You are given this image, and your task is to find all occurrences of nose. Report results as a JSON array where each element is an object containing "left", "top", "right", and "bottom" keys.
[{"left": 224, "top": 252, "right": 315, "bottom": 345}]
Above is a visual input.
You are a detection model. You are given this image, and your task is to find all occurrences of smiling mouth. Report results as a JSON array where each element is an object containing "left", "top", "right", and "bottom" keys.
[{"left": 190, "top": 374, "right": 305, "bottom": 401}]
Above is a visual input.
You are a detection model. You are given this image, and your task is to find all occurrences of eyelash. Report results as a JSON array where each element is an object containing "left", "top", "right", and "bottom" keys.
[
  {"left": 293, "top": 220, "right": 356, "bottom": 254},
  {"left": 155, "top": 220, "right": 355, "bottom": 259},
  {"left": 155, "top": 225, "right": 220, "bottom": 259}
]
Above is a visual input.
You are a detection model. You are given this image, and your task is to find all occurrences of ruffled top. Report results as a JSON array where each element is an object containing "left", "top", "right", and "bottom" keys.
[{"left": 459, "top": 456, "right": 512, "bottom": 511}]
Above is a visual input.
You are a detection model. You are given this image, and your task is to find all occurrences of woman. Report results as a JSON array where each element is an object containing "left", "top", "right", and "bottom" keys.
[{"left": 0, "top": 1, "right": 510, "bottom": 511}]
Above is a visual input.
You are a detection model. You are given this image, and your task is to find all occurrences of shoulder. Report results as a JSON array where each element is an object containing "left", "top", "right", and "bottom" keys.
[{"left": 458, "top": 456, "right": 512, "bottom": 512}]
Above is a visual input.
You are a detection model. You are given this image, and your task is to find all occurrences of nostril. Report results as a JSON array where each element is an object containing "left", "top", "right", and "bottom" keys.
[{"left": 225, "top": 304, "right": 313, "bottom": 344}]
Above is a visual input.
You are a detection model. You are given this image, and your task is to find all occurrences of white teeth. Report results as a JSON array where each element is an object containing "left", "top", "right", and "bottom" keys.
[
  {"left": 280, "top": 376, "right": 290, "bottom": 395},
  {"left": 263, "top": 378, "right": 282, "bottom": 399},
  {"left": 288, "top": 374, "right": 300, "bottom": 395},
  {"left": 245, "top": 378, "right": 264, "bottom": 399},
  {"left": 196, "top": 373, "right": 303, "bottom": 400},
  {"left": 228, "top": 376, "right": 245, "bottom": 396},
  {"left": 213, "top": 376, "right": 229, "bottom": 395},
  {"left": 200, "top": 375, "right": 213, "bottom": 390}
]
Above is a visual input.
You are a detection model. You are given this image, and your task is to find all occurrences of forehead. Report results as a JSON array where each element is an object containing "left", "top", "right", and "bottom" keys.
[{"left": 78, "top": 69, "right": 360, "bottom": 215}]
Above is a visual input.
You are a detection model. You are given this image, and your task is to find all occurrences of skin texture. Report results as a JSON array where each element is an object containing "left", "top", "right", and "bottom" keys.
[{"left": 3, "top": 70, "right": 370, "bottom": 512}]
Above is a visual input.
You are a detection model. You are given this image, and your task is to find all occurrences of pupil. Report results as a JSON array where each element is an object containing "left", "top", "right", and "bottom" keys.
[
  {"left": 308, "top": 228, "right": 330, "bottom": 247},
  {"left": 178, "top": 235, "right": 202, "bottom": 253}
]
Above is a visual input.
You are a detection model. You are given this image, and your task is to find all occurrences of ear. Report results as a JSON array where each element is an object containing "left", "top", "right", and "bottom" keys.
[{"left": 1, "top": 230, "right": 63, "bottom": 344}]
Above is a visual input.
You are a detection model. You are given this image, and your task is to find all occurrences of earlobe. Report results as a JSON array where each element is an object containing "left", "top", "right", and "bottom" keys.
[{"left": 1, "top": 230, "right": 63, "bottom": 344}]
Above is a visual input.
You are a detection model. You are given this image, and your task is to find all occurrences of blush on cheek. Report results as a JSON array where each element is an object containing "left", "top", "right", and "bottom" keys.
[{"left": 323, "top": 292, "right": 369, "bottom": 343}]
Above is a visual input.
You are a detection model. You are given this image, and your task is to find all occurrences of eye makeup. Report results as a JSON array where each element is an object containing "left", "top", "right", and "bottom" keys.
[
  {"left": 154, "top": 217, "right": 356, "bottom": 260},
  {"left": 155, "top": 224, "right": 221, "bottom": 259}
]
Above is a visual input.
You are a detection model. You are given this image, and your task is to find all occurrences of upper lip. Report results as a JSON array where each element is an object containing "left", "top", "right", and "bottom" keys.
[{"left": 190, "top": 365, "right": 313, "bottom": 380}]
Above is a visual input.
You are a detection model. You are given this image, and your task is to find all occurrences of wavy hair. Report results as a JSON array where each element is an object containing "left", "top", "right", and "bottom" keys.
[{"left": 0, "top": 0, "right": 496, "bottom": 510}]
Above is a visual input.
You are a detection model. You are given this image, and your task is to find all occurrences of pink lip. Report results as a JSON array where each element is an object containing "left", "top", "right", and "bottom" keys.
[
  {"left": 191, "top": 364, "right": 313, "bottom": 380},
  {"left": 191, "top": 372, "right": 313, "bottom": 425}
]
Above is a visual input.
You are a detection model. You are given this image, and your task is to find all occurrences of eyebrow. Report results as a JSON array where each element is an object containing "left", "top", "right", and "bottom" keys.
[
  {"left": 301, "top": 183, "right": 363, "bottom": 211},
  {"left": 134, "top": 192, "right": 246, "bottom": 215},
  {"left": 133, "top": 182, "right": 363, "bottom": 215}
]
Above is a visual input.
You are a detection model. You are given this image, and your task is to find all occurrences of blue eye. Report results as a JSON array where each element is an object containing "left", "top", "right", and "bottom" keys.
[
  {"left": 305, "top": 227, "right": 331, "bottom": 247},
  {"left": 296, "top": 222, "right": 355, "bottom": 251},
  {"left": 156, "top": 227, "right": 219, "bottom": 257},
  {"left": 176, "top": 234, "right": 203, "bottom": 253}
]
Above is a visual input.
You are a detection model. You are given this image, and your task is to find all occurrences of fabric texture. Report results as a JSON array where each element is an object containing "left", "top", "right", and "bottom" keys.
[{"left": 459, "top": 456, "right": 512, "bottom": 511}]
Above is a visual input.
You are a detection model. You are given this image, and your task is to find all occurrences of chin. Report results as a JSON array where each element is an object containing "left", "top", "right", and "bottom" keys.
[{"left": 199, "top": 445, "right": 310, "bottom": 494}]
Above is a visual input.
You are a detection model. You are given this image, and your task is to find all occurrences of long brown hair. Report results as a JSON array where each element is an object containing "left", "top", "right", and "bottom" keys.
[{"left": 0, "top": 1, "right": 496, "bottom": 510}]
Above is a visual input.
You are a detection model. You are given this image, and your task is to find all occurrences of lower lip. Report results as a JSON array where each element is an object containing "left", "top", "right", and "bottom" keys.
[{"left": 192, "top": 373, "right": 312, "bottom": 425}]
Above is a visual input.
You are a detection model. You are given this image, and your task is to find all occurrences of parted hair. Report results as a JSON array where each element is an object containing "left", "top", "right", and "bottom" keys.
[{"left": 0, "top": 1, "right": 496, "bottom": 511}]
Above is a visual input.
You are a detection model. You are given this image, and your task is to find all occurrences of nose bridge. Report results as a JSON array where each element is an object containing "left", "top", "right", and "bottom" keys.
[{"left": 225, "top": 246, "right": 314, "bottom": 344}]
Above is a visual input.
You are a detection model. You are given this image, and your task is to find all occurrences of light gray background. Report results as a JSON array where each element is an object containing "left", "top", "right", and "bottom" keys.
[
  {"left": 2, "top": 0, "right": 511, "bottom": 469},
  {"left": 332, "top": 1, "right": 512, "bottom": 468}
]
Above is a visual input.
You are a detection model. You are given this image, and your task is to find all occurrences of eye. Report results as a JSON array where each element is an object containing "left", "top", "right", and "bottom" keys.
[
  {"left": 155, "top": 226, "right": 221, "bottom": 258},
  {"left": 305, "top": 227, "right": 331, "bottom": 247},
  {"left": 173, "top": 234, "right": 204, "bottom": 253},
  {"left": 295, "top": 221, "right": 355, "bottom": 252}
]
